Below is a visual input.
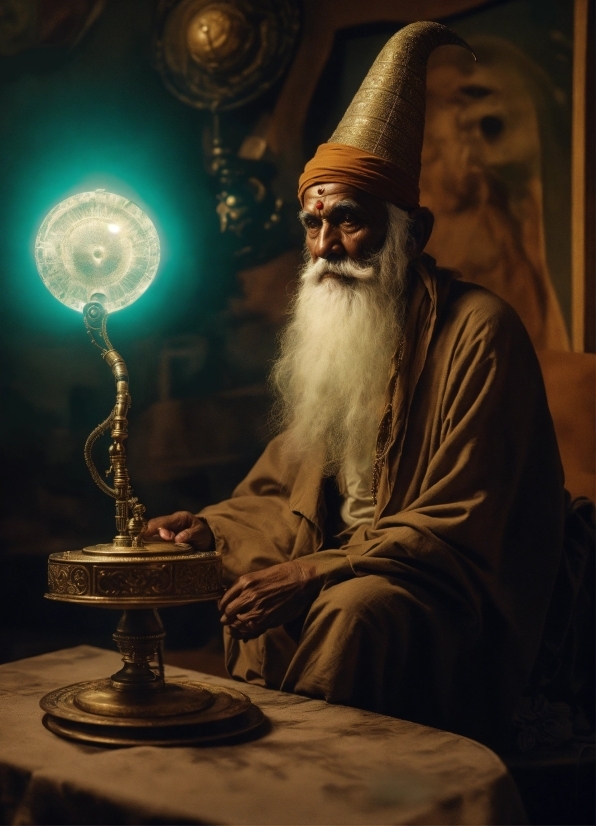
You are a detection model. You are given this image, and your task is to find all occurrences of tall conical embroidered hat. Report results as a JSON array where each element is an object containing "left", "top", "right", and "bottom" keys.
[{"left": 298, "top": 21, "right": 473, "bottom": 210}]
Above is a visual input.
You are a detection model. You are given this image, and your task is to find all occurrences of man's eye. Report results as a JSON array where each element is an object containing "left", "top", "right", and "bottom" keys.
[
  {"left": 341, "top": 213, "right": 359, "bottom": 227},
  {"left": 304, "top": 218, "right": 320, "bottom": 230}
]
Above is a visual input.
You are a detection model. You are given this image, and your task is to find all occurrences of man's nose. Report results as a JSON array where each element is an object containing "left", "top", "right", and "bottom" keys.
[{"left": 313, "top": 222, "right": 345, "bottom": 260}]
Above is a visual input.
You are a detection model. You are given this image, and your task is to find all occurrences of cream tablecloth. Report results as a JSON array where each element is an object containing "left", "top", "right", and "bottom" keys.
[{"left": 0, "top": 645, "right": 526, "bottom": 825}]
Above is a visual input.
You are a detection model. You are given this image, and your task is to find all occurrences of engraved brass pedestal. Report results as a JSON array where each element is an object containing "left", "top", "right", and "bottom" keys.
[
  {"left": 40, "top": 541, "right": 266, "bottom": 747},
  {"left": 41, "top": 575, "right": 264, "bottom": 746}
]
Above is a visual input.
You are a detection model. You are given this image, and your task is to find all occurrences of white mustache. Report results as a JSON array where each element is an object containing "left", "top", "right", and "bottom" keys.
[{"left": 301, "top": 256, "right": 376, "bottom": 285}]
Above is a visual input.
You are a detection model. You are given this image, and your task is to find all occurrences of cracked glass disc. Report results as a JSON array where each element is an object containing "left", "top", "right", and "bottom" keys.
[{"left": 35, "top": 190, "right": 160, "bottom": 313}]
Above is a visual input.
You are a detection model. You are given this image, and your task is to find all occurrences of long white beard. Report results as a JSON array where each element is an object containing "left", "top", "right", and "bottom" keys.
[{"left": 270, "top": 204, "right": 411, "bottom": 476}]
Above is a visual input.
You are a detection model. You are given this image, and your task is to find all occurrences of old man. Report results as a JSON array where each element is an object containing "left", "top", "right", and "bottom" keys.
[{"left": 147, "top": 22, "right": 568, "bottom": 749}]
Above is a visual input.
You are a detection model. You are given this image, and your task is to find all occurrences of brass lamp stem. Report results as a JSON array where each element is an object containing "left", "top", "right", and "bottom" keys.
[{"left": 83, "top": 301, "right": 146, "bottom": 549}]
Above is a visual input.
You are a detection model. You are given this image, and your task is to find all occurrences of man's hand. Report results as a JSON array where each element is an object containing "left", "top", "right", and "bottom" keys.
[
  {"left": 144, "top": 511, "right": 214, "bottom": 550},
  {"left": 219, "top": 561, "right": 321, "bottom": 641}
]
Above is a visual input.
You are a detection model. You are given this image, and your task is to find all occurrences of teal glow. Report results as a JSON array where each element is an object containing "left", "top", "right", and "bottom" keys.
[{"left": 0, "top": 0, "right": 236, "bottom": 345}]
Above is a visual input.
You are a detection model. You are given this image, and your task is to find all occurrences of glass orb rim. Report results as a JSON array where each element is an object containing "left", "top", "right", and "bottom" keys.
[{"left": 35, "top": 189, "right": 161, "bottom": 314}]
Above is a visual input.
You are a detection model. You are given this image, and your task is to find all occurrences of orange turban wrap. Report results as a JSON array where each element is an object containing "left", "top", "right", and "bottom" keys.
[{"left": 297, "top": 143, "right": 420, "bottom": 211}]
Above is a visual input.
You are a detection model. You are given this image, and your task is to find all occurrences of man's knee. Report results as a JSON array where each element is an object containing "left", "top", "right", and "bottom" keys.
[
  {"left": 282, "top": 575, "right": 410, "bottom": 707},
  {"left": 311, "top": 574, "right": 408, "bottom": 629},
  {"left": 300, "top": 574, "right": 445, "bottom": 667}
]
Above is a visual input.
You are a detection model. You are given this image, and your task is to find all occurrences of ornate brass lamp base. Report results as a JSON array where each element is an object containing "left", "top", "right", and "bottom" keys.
[
  {"left": 40, "top": 607, "right": 266, "bottom": 747},
  {"left": 41, "top": 678, "right": 265, "bottom": 747},
  {"left": 46, "top": 542, "right": 222, "bottom": 607}
]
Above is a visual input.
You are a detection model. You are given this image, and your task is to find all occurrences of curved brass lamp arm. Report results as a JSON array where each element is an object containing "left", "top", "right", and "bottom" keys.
[
  {"left": 101, "top": 312, "right": 114, "bottom": 351},
  {"left": 83, "top": 301, "right": 146, "bottom": 548},
  {"left": 84, "top": 411, "right": 117, "bottom": 498}
]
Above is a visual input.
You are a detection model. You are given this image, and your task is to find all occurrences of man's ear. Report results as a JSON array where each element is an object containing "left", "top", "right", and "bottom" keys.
[{"left": 407, "top": 207, "right": 434, "bottom": 257}]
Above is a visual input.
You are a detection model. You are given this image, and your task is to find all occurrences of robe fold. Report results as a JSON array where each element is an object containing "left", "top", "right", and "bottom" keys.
[{"left": 200, "top": 254, "right": 566, "bottom": 748}]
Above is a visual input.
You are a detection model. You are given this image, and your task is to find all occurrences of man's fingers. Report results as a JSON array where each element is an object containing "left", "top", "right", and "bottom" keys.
[
  {"left": 145, "top": 511, "right": 193, "bottom": 538},
  {"left": 225, "top": 614, "right": 262, "bottom": 641},
  {"left": 175, "top": 522, "right": 213, "bottom": 548},
  {"left": 175, "top": 528, "right": 200, "bottom": 543},
  {"left": 218, "top": 580, "right": 246, "bottom": 612},
  {"left": 219, "top": 590, "right": 254, "bottom": 623},
  {"left": 144, "top": 513, "right": 214, "bottom": 549}
]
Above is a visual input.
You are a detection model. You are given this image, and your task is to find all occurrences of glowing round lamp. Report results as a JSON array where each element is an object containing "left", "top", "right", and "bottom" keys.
[
  {"left": 32, "top": 190, "right": 263, "bottom": 747},
  {"left": 35, "top": 189, "right": 160, "bottom": 313}
]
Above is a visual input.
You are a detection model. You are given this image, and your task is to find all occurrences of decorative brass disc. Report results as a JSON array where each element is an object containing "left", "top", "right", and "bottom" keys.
[
  {"left": 74, "top": 680, "right": 215, "bottom": 717},
  {"left": 41, "top": 678, "right": 266, "bottom": 746},
  {"left": 153, "top": 0, "right": 301, "bottom": 111},
  {"left": 82, "top": 541, "right": 192, "bottom": 555},
  {"left": 41, "top": 678, "right": 252, "bottom": 727},
  {"left": 43, "top": 703, "right": 266, "bottom": 747},
  {"left": 46, "top": 547, "right": 222, "bottom": 607}
]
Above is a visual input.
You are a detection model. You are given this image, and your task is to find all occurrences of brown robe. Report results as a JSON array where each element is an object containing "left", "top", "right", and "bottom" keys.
[{"left": 201, "top": 255, "right": 565, "bottom": 749}]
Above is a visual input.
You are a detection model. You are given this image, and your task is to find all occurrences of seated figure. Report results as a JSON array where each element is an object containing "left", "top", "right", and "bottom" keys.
[{"left": 147, "top": 22, "right": 591, "bottom": 750}]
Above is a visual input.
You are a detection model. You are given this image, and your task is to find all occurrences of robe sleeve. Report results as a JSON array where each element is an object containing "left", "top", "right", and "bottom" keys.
[{"left": 199, "top": 434, "right": 354, "bottom": 585}]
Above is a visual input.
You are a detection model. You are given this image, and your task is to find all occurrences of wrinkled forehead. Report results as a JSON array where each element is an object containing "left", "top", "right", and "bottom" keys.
[{"left": 302, "top": 183, "right": 387, "bottom": 219}]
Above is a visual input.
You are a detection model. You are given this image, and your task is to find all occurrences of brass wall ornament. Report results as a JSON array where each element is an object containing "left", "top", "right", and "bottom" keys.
[
  {"left": 153, "top": 1, "right": 300, "bottom": 264},
  {"left": 206, "top": 115, "right": 286, "bottom": 261},
  {"left": 34, "top": 190, "right": 265, "bottom": 746},
  {"left": 153, "top": 0, "right": 301, "bottom": 112}
]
